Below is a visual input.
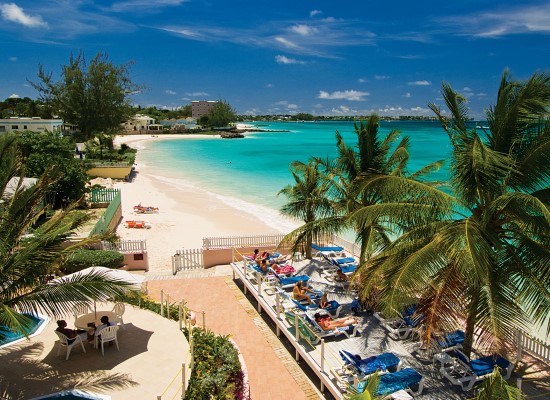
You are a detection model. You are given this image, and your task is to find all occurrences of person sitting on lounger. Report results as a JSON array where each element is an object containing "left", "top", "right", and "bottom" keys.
[
  {"left": 319, "top": 293, "right": 330, "bottom": 309},
  {"left": 259, "top": 259, "right": 271, "bottom": 274},
  {"left": 293, "top": 280, "right": 316, "bottom": 304},
  {"left": 314, "top": 313, "right": 358, "bottom": 330},
  {"left": 335, "top": 268, "right": 349, "bottom": 282}
]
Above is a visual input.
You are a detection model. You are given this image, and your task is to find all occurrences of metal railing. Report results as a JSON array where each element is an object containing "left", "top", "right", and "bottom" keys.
[
  {"left": 172, "top": 249, "right": 204, "bottom": 275},
  {"left": 89, "top": 161, "right": 132, "bottom": 168}
]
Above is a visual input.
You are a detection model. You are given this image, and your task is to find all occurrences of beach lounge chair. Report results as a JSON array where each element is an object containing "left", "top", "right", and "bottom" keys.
[
  {"left": 284, "top": 311, "right": 322, "bottom": 346},
  {"left": 355, "top": 367, "right": 424, "bottom": 397},
  {"left": 311, "top": 243, "right": 346, "bottom": 259},
  {"left": 441, "top": 350, "right": 513, "bottom": 391},
  {"left": 339, "top": 350, "right": 402, "bottom": 380},
  {"left": 374, "top": 305, "right": 422, "bottom": 340},
  {"left": 434, "top": 330, "right": 465, "bottom": 352},
  {"left": 273, "top": 273, "right": 311, "bottom": 289},
  {"left": 304, "top": 312, "right": 358, "bottom": 340}
]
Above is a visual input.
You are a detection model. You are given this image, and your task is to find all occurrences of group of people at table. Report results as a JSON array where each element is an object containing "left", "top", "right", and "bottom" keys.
[{"left": 55, "top": 315, "right": 113, "bottom": 347}]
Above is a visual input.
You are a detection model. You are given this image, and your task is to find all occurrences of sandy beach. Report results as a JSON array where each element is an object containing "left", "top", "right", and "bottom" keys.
[{"left": 112, "top": 134, "right": 286, "bottom": 275}]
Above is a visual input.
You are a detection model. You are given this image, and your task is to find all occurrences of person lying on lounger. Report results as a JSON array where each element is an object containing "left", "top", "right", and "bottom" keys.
[
  {"left": 293, "top": 280, "right": 316, "bottom": 304},
  {"left": 313, "top": 313, "right": 358, "bottom": 330}
]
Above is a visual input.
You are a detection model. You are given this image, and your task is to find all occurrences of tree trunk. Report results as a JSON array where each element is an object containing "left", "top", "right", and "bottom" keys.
[
  {"left": 463, "top": 291, "right": 480, "bottom": 357},
  {"left": 305, "top": 231, "right": 312, "bottom": 259}
]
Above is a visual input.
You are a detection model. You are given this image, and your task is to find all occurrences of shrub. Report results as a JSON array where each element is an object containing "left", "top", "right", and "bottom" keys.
[{"left": 61, "top": 249, "right": 124, "bottom": 273}]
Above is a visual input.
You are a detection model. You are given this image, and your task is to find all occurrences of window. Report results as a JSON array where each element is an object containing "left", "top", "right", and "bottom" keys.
[
  {"left": 23, "top": 125, "right": 28, "bottom": 129},
  {"left": 11, "top": 125, "right": 18, "bottom": 129},
  {"left": 133, "top": 253, "right": 144, "bottom": 261},
  {"left": 0, "top": 126, "right": 5, "bottom": 132}
]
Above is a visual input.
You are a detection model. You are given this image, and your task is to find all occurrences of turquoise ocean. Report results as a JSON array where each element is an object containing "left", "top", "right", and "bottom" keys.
[
  {"left": 138, "top": 120, "right": 453, "bottom": 231},
  {"left": 138, "top": 120, "right": 548, "bottom": 340}
]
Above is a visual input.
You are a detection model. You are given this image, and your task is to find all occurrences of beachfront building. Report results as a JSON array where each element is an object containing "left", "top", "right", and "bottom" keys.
[
  {"left": 121, "top": 114, "right": 163, "bottom": 134},
  {"left": 191, "top": 100, "right": 217, "bottom": 118},
  {"left": 0, "top": 117, "right": 63, "bottom": 134}
]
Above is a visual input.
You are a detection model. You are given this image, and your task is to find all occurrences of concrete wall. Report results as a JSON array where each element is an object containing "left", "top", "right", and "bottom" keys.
[
  {"left": 87, "top": 166, "right": 133, "bottom": 180},
  {"left": 122, "top": 252, "right": 149, "bottom": 271}
]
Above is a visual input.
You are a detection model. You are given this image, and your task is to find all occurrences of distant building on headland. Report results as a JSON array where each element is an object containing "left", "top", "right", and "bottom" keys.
[
  {"left": 0, "top": 117, "right": 63, "bottom": 134},
  {"left": 191, "top": 100, "right": 218, "bottom": 118},
  {"left": 121, "top": 114, "right": 163, "bottom": 133}
]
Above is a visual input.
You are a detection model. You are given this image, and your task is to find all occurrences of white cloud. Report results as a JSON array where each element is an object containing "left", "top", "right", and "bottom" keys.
[
  {"left": 408, "top": 80, "right": 432, "bottom": 86},
  {"left": 185, "top": 91, "right": 209, "bottom": 97},
  {"left": 291, "top": 24, "right": 318, "bottom": 36},
  {"left": 109, "top": 0, "right": 188, "bottom": 12},
  {"left": 275, "top": 55, "right": 305, "bottom": 64},
  {"left": 274, "top": 36, "right": 300, "bottom": 50},
  {"left": 165, "top": 89, "right": 176, "bottom": 95},
  {"left": 318, "top": 90, "right": 369, "bottom": 101},
  {"left": 8, "top": 93, "right": 20, "bottom": 98},
  {"left": 331, "top": 105, "right": 358, "bottom": 115},
  {"left": 8, "top": 56, "right": 17, "bottom": 62},
  {"left": 310, "top": 10, "right": 322, "bottom": 17},
  {"left": 410, "top": 106, "right": 430, "bottom": 113},
  {"left": 403, "top": 92, "right": 412, "bottom": 98},
  {"left": 358, "top": 78, "right": 367, "bottom": 83},
  {"left": 0, "top": 3, "right": 47, "bottom": 28},
  {"left": 266, "top": 83, "right": 274, "bottom": 88},
  {"left": 374, "top": 75, "right": 390, "bottom": 80},
  {"left": 287, "top": 104, "right": 298, "bottom": 110}
]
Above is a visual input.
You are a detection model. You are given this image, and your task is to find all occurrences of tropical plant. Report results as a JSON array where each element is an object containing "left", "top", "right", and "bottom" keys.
[
  {"left": 343, "top": 371, "right": 381, "bottom": 400},
  {"left": 278, "top": 160, "right": 334, "bottom": 259},
  {"left": 0, "top": 133, "right": 134, "bottom": 341},
  {"left": 364, "top": 70, "right": 550, "bottom": 356},
  {"left": 472, "top": 367, "right": 525, "bottom": 400},
  {"left": 61, "top": 250, "right": 125, "bottom": 273}
]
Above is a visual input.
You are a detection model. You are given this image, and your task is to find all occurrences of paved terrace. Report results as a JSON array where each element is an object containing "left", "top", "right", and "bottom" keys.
[{"left": 0, "top": 302, "right": 189, "bottom": 400}]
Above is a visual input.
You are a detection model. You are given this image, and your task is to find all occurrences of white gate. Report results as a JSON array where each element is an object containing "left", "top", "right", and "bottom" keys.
[{"left": 172, "top": 249, "right": 204, "bottom": 275}]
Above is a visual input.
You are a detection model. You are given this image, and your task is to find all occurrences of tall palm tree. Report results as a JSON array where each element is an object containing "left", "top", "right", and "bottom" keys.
[
  {"left": 278, "top": 160, "right": 334, "bottom": 259},
  {"left": 364, "top": 70, "right": 550, "bottom": 356},
  {"left": 282, "top": 115, "right": 445, "bottom": 265},
  {"left": 0, "top": 133, "right": 133, "bottom": 340}
]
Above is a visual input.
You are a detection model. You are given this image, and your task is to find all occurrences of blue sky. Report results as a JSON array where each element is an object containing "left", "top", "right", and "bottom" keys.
[{"left": 1, "top": 1, "right": 549, "bottom": 118}]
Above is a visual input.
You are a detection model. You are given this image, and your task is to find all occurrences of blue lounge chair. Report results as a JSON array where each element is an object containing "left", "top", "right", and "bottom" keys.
[
  {"left": 303, "top": 313, "right": 357, "bottom": 340},
  {"left": 312, "top": 244, "right": 344, "bottom": 252},
  {"left": 435, "top": 330, "right": 465, "bottom": 351},
  {"left": 374, "top": 305, "right": 423, "bottom": 340},
  {"left": 356, "top": 367, "right": 424, "bottom": 396},
  {"left": 274, "top": 274, "right": 311, "bottom": 289},
  {"left": 442, "top": 350, "right": 513, "bottom": 391},
  {"left": 340, "top": 350, "right": 402, "bottom": 379},
  {"left": 333, "top": 257, "right": 356, "bottom": 266}
]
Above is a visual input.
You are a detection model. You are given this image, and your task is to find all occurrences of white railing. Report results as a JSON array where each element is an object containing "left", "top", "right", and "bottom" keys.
[
  {"left": 102, "top": 239, "right": 146, "bottom": 253},
  {"left": 202, "top": 234, "right": 286, "bottom": 250},
  {"left": 516, "top": 330, "right": 550, "bottom": 365},
  {"left": 172, "top": 249, "right": 204, "bottom": 275},
  {"left": 331, "top": 234, "right": 361, "bottom": 258}
]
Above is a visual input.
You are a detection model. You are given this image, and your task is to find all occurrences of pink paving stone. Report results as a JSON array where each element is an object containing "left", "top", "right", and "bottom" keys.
[{"left": 147, "top": 277, "right": 311, "bottom": 400}]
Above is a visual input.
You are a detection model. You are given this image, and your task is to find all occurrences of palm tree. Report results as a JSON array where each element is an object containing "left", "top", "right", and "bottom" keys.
[
  {"left": 278, "top": 160, "right": 334, "bottom": 259},
  {"left": 281, "top": 115, "right": 445, "bottom": 265},
  {"left": 474, "top": 367, "right": 525, "bottom": 400},
  {"left": 0, "top": 133, "right": 133, "bottom": 340},
  {"left": 364, "top": 70, "right": 550, "bottom": 356}
]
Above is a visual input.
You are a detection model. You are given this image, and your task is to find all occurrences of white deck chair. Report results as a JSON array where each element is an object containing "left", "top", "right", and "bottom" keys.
[
  {"left": 55, "top": 330, "right": 86, "bottom": 360},
  {"left": 73, "top": 302, "right": 91, "bottom": 319},
  {"left": 112, "top": 302, "right": 126, "bottom": 328},
  {"left": 98, "top": 325, "right": 120, "bottom": 356}
]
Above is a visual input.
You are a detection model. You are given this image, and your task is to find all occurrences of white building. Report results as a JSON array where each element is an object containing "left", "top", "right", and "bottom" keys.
[
  {"left": 121, "top": 114, "right": 163, "bottom": 133},
  {"left": 0, "top": 117, "right": 63, "bottom": 134}
]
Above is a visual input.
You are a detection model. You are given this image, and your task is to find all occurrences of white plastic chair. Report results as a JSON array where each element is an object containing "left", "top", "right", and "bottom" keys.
[
  {"left": 112, "top": 303, "right": 125, "bottom": 328},
  {"left": 55, "top": 330, "right": 86, "bottom": 360},
  {"left": 73, "top": 302, "right": 91, "bottom": 319},
  {"left": 99, "top": 325, "right": 120, "bottom": 356}
]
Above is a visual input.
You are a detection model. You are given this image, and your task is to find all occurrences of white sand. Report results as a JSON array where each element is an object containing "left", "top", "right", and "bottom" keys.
[{"left": 112, "top": 134, "right": 287, "bottom": 275}]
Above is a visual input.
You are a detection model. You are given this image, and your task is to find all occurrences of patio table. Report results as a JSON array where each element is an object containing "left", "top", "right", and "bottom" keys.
[{"left": 75, "top": 311, "right": 117, "bottom": 348}]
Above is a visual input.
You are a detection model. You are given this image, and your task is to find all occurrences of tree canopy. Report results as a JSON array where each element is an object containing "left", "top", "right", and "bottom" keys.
[
  {"left": 30, "top": 51, "right": 141, "bottom": 139},
  {"left": 203, "top": 100, "right": 236, "bottom": 128}
]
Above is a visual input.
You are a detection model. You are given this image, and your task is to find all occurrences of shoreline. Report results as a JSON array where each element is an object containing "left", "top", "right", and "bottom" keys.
[{"left": 113, "top": 134, "right": 296, "bottom": 275}]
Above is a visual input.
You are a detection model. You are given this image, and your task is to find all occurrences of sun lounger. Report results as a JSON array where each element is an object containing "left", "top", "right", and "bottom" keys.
[
  {"left": 435, "top": 330, "right": 465, "bottom": 352},
  {"left": 273, "top": 273, "right": 311, "bottom": 289},
  {"left": 284, "top": 311, "right": 322, "bottom": 346},
  {"left": 441, "top": 350, "right": 513, "bottom": 391},
  {"left": 339, "top": 350, "right": 402, "bottom": 380},
  {"left": 304, "top": 312, "right": 358, "bottom": 340},
  {"left": 355, "top": 368, "right": 424, "bottom": 397},
  {"left": 312, "top": 243, "right": 347, "bottom": 258},
  {"left": 374, "top": 305, "right": 422, "bottom": 340},
  {"left": 312, "top": 244, "right": 344, "bottom": 252}
]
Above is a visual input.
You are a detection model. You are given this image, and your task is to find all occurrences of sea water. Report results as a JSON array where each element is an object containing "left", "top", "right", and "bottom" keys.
[{"left": 138, "top": 120, "right": 452, "bottom": 229}]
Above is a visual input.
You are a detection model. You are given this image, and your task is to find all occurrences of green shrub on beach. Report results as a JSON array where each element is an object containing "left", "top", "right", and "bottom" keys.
[{"left": 61, "top": 249, "right": 124, "bottom": 273}]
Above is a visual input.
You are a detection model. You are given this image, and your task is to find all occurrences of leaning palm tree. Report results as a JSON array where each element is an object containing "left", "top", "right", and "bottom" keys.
[
  {"left": 0, "top": 133, "right": 133, "bottom": 340},
  {"left": 364, "top": 70, "right": 550, "bottom": 356},
  {"left": 278, "top": 160, "right": 334, "bottom": 259}
]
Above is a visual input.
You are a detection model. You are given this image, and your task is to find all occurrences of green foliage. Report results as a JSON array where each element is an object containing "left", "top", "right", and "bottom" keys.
[
  {"left": 0, "top": 96, "right": 52, "bottom": 118},
  {"left": 30, "top": 51, "right": 142, "bottom": 139},
  {"left": 16, "top": 131, "right": 88, "bottom": 208},
  {"left": 204, "top": 100, "right": 236, "bottom": 128},
  {"left": 293, "top": 113, "right": 315, "bottom": 121},
  {"left": 61, "top": 250, "right": 125, "bottom": 273},
  {"left": 473, "top": 368, "right": 525, "bottom": 400}
]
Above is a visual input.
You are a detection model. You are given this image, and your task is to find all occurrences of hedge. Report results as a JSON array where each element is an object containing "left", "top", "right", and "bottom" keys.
[{"left": 61, "top": 249, "right": 124, "bottom": 273}]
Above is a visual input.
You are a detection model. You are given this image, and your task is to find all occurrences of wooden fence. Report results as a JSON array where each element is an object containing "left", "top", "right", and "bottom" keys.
[
  {"left": 102, "top": 239, "right": 146, "bottom": 253},
  {"left": 516, "top": 330, "right": 550, "bottom": 365},
  {"left": 89, "top": 188, "right": 119, "bottom": 203},
  {"left": 172, "top": 249, "right": 204, "bottom": 275},
  {"left": 202, "top": 234, "right": 286, "bottom": 250}
]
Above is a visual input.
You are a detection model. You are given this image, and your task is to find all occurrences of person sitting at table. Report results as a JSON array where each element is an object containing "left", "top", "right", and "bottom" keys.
[
  {"left": 94, "top": 315, "right": 113, "bottom": 344},
  {"left": 56, "top": 320, "right": 88, "bottom": 343}
]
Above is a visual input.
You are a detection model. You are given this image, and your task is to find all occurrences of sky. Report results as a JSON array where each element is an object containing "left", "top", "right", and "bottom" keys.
[{"left": 1, "top": 1, "right": 549, "bottom": 118}]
